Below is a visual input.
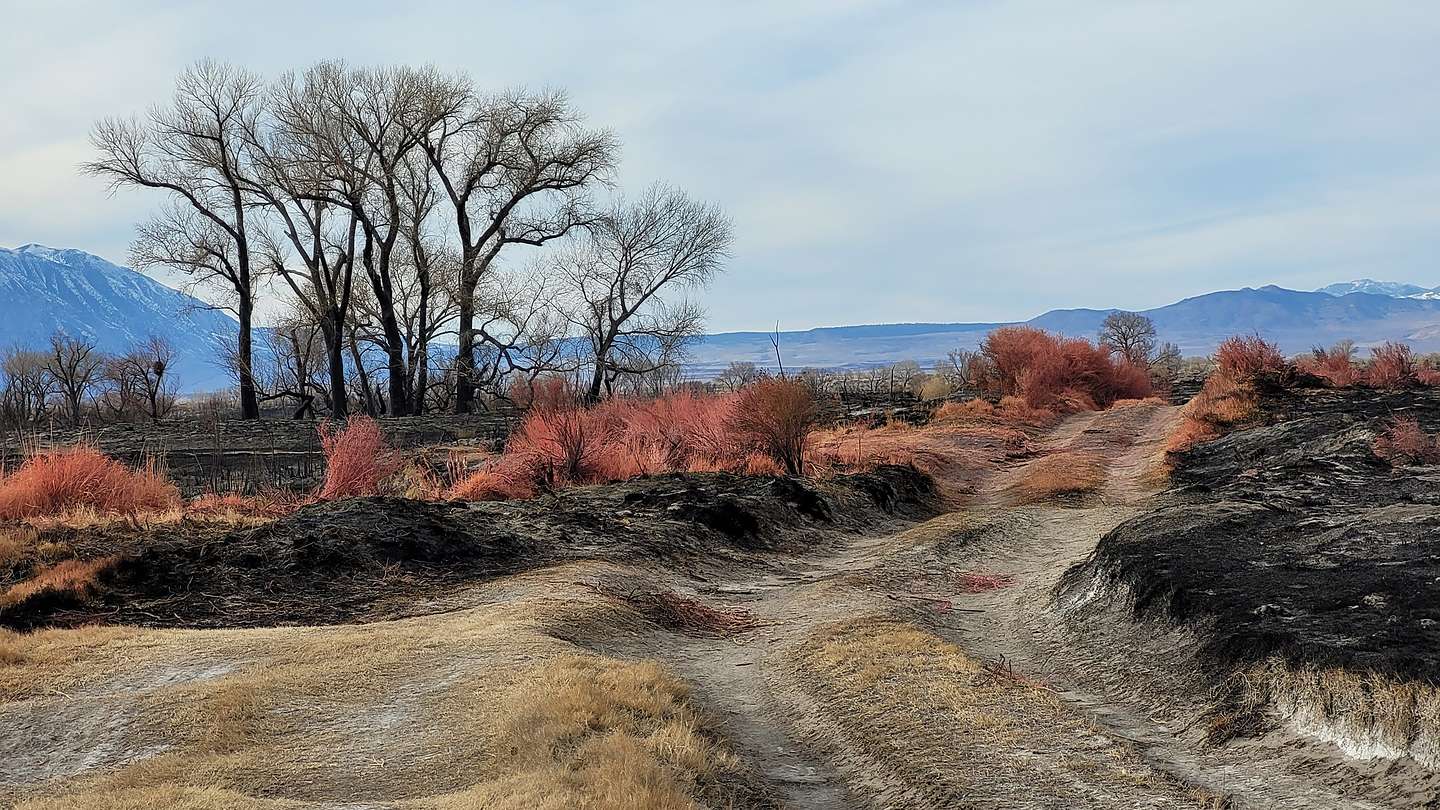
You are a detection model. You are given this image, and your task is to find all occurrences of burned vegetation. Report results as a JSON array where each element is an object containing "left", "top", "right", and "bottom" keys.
[
  {"left": 0, "top": 467, "right": 934, "bottom": 631},
  {"left": 1062, "top": 384, "right": 1440, "bottom": 770}
]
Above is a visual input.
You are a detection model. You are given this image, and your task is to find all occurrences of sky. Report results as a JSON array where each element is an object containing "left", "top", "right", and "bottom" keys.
[{"left": 3, "top": 0, "right": 1440, "bottom": 332}]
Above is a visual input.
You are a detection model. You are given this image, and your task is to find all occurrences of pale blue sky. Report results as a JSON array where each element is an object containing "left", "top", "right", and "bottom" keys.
[{"left": 3, "top": 1, "right": 1438, "bottom": 330}]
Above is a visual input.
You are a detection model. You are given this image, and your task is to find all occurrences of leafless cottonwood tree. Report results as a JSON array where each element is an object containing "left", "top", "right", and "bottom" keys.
[
  {"left": 248, "top": 89, "right": 363, "bottom": 419},
  {"left": 0, "top": 348, "right": 54, "bottom": 427},
  {"left": 85, "top": 60, "right": 266, "bottom": 419},
  {"left": 716, "top": 361, "right": 764, "bottom": 392},
  {"left": 556, "top": 186, "right": 732, "bottom": 402},
  {"left": 421, "top": 85, "right": 618, "bottom": 412},
  {"left": 101, "top": 336, "right": 177, "bottom": 422},
  {"left": 266, "top": 62, "right": 437, "bottom": 415},
  {"left": 1099, "top": 311, "right": 1158, "bottom": 366},
  {"left": 43, "top": 333, "right": 106, "bottom": 424}
]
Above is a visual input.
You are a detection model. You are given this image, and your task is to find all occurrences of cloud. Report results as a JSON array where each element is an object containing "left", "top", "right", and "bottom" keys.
[{"left": 3, "top": 1, "right": 1439, "bottom": 330}]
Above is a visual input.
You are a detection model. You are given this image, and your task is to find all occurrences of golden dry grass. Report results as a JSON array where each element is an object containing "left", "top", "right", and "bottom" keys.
[
  {"left": 785, "top": 618, "right": 1193, "bottom": 806},
  {"left": 1166, "top": 371, "right": 1259, "bottom": 454},
  {"left": 1009, "top": 451, "right": 1107, "bottom": 504},
  {"left": 1235, "top": 657, "right": 1440, "bottom": 767},
  {"left": 1, "top": 568, "right": 762, "bottom": 809},
  {"left": 0, "top": 556, "right": 118, "bottom": 609}
]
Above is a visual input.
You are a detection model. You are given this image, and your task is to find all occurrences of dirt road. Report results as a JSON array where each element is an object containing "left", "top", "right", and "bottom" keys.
[{"left": 2, "top": 401, "right": 1408, "bottom": 807}]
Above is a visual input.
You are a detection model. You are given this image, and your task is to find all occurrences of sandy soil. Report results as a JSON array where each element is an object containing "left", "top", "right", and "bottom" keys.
[{"left": 2, "top": 400, "right": 1426, "bottom": 807}]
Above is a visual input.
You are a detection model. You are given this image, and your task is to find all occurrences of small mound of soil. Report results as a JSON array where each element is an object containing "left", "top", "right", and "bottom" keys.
[
  {"left": 1060, "top": 388, "right": 1440, "bottom": 683},
  {"left": 1, "top": 467, "right": 934, "bottom": 630}
]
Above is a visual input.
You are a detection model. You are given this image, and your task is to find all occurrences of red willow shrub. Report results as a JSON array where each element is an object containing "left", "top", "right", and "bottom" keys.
[
  {"left": 0, "top": 446, "right": 179, "bottom": 520},
  {"left": 728, "top": 379, "right": 817, "bottom": 476},
  {"left": 316, "top": 417, "right": 402, "bottom": 500},
  {"left": 1214, "top": 335, "right": 1289, "bottom": 381},
  {"left": 448, "top": 382, "right": 817, "bottom": 497},
  {"left": 1366, "top": 342, "right": 1417, "bottom": 389},
  {"left": 1167, "top": 335, "right": 1287, "bottom": 454},
  {"left": 1296, "top": 344, "right": 1360, "bottom": 387},
  {"left": 1372, "top": 417, "right": 1439, "bottom": 466},
  {"left": 979, "top": 326, "right": 1152, "bottom": 411}
]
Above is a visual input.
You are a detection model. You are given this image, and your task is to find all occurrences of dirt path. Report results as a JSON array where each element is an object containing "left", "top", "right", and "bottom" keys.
[
  {"left": 623, "top": 401, "right": 1400, "bottom": 808},
  {"left": 588, "top": 403, "right": 1206, "bottom": 808},
  {"left": 7, "top": 402, "right": 1409, "bottom": 807}
]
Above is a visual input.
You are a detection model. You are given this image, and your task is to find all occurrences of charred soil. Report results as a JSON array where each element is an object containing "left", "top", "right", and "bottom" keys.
[{"left": 0, "top": 467, "right": 934, "bottom": 630}]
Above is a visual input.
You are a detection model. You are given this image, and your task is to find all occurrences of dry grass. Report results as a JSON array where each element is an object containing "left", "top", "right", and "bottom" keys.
[
  {"left": 0, "top": 556, "right": 118, "bottom": 610},
  {"left": 1166, "top": 370, "right": 1260, "bottom": 454},
  {"left": 1, "top": 570, "right": 762, "bottom": 809},
  {"left": 435, "top": 654, "right": 750, "bottom": 810},
  {"left": 1234, "top": 657, "right": 1440, "bottom": 768},
  {"left": 785, "top": 617, "right": 1190, "bottom": 806},
  {"left": 1009, "top": 451, "right": 1107, "bottom": 504}
]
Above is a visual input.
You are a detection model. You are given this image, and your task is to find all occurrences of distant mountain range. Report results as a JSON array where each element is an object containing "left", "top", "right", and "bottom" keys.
[
  {"left": 689, "top": 280, "right": 1440, "bottom": 374},
  {"left": 5, "top": 245, "right": 1440, "bottom": 389},
  {"left": 0, "top": 245, "right": 238, "bottom": 392}
]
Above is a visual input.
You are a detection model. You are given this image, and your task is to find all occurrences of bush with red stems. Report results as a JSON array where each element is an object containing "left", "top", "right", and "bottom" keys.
[
  {"left": 0, "top": 446, "right": 179, "bottom": 520},
  {"left": 316, "top": 417, "right": 402, "bottom": 500},
  {"left": 1366, "top": 342, "right": 1418, "bottom": 389},
  {"left": 979, "top": 326, "right": 1152, "bottom": 412}
]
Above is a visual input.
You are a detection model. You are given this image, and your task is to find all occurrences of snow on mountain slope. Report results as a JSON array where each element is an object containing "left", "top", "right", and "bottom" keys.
[
  {"left": 1316, "top": 279, "right": 1433, "bottom": 298},
  {"left": 0, "top": 244, "right": 239, "bottom": 392}
]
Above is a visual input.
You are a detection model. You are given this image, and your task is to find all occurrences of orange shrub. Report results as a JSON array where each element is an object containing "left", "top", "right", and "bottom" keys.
[
  {"left": 446, "top": 456, "right": 538, "bottom": 501},
  {"left": 1372, "top": 417, "right": 1439, "bottom": 465},
  {"left": 980, "top": 326, "right": 1151, "bottom": 412},
  {"left": 0, "top": 446, "right": 179, "bottom": 520},
  {"left": 728, "top": 379, "right": 817, "bottom": 475},
  {"left": 1214, "top": 335, "right": 1288, "bottom": 381},
  {"left": 316, "top": 417, "right": 402, "bottom": 500},
  {"left": 1166, "top": 367, "right": 1260, "bottom": 454},
  {"left": 1296, "top": 344, "right": 1359, "bottom": 387},
  {"left": 1366, "top": 342, "right": 1417, "bottom": 389}
]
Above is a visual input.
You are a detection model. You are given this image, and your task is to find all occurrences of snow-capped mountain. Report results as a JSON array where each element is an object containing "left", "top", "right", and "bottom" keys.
[
  {"left": 0, "top": 244, "right": 238, "bottom": 392},
  {"left": 1315, "top": 279, "right": 1433, "bottom": 298}
]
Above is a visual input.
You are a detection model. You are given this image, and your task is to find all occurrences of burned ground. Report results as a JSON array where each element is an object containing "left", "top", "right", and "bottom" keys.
[
  {"left": 0, "top": 466, "right": 934, "bottom": 630},
  {"left": 1061, "top": 387, "right": 1440, "bottom": 684}
]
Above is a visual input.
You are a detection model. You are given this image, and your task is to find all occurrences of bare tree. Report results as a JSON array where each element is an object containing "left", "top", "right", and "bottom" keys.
[
  {"left": 716, "top": 361, "right": 764, "bottom": 392},
  {"left": 266, "top": 62, "right": 441, "bottom": 415},
  {"left": 248, "top": 97, "right": 362, "bottom": 419},
  {"left": 1098, "top": 311, "right": 1158, "bottom": 366},
  {"left": 1, "top": 348, "right": 54, "bottom": 427},
  {"left": 43, "top": 333, "right": 106, "bottom": 424},
  {"left": 556, "top": 186, "right": 732, "bottom": 402},
  {"left": 85, "top": 60, "right": 266, "bottom": 419},
  {"left": 421, "top": 86, "right": 618, "bottom": 413}
]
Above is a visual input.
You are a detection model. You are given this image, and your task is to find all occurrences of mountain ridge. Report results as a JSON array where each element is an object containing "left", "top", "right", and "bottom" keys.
[{"left": 9, "top": 245, "right": 1440, "bottom": 388}]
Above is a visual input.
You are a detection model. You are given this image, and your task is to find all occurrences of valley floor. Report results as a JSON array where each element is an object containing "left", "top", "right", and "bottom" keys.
[{"left": 0, "top": 401, "right": 1425, "bottom": 808}]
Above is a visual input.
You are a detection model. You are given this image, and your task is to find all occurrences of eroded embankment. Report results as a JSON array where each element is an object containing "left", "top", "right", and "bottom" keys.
[
  {"left": 1058, "top": 388, "right": 1440, "bottom": 783},
  {"left": 0, "top": 466, "right": 935, "bottom": 631}
]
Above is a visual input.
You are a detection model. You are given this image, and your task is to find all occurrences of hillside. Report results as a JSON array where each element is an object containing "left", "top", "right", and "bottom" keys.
[
  {"left": 10, "top": 245, "right": 1440, "bottom": 386},
  {"left": 690, "top": 286, "right": 1440, "bottom": 374},
  {"left": 0, "top": 245, "right": 237, "bottom": 392}
]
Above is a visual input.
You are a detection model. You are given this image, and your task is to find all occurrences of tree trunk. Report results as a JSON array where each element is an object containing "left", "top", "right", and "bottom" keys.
[
  {"left": 453, "top": 291, "right": 476, "bottom": 414},
  {"left": 322, "top": 314, "right": 348, "bottom": 421},
  {"left": 349, "top": 330, "right": 379, "bottom": 417},
  {"left": 237, "top": 294, "right": 260, "bottom": 419}
]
